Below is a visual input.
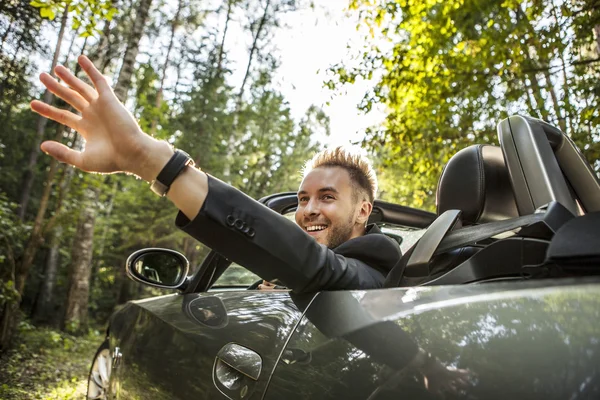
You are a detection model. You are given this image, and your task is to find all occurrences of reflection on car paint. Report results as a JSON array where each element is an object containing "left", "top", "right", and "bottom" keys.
[{"left": 266, "top": 279, "right": 600, "bottom": 399}]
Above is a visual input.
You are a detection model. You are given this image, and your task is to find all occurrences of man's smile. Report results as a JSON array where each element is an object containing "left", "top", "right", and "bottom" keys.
[{"left": 304, "top": 224, "right": 329, "bottom": 237}]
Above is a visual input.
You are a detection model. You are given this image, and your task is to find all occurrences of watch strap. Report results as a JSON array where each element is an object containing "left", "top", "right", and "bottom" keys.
[{"left": 150, "top": 150, "right": 194, "bottom": 196}]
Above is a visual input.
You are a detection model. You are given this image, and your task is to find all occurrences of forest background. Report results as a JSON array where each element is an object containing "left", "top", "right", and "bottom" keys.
[{"left": 0, "top": 0, "right": 599, "bottom": 397}]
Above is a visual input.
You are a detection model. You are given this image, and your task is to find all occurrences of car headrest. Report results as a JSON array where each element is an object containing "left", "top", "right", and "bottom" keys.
[{"left": 436, "top": 144, "right": 519, "bottom": 225}]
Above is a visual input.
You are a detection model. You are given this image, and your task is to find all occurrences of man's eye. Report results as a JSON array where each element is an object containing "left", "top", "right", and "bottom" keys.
[
  {"left": 322, "top": 195, "right": 334, "bottom": 200},
  {"left": 299, "top": 197, "right": 308, "bottom": 202}
]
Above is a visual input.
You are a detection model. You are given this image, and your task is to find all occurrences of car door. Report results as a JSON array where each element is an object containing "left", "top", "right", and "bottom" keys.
[{"left": 109, "top": 265, "right": 311, "bottom": 400}]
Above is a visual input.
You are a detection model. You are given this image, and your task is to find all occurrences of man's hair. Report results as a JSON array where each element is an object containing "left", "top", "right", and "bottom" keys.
[{"left": 302, "top": 146, "right": 378, "bottom": 203}]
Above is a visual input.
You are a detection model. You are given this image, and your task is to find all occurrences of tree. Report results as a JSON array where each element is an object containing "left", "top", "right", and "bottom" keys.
[
  {"left": 331, "top": 0, "right": 600, "bottom": 210},
  {"left": 63, "top": 186, "right": 98, "bottom": 332}
]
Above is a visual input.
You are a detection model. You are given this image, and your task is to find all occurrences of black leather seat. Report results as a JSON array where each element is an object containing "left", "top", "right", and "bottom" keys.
[
  {"left": 385, "top": 144, "right": 520, "bottom": 287},
  {"left": 436, "top": 144, "right": 519, "bottom": 225}
]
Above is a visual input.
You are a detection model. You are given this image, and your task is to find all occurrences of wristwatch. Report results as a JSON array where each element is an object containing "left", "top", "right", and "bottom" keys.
[{"left": 150, "top": 149, "right": 194, "bottom": 197}]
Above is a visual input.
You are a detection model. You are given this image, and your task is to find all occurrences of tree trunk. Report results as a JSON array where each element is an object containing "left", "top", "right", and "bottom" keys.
[
  {"left": 113, "top": 0, "right": 153, "bottom": 102},
  {"left": 63, "top": 188, "right": 98, "bottom": 333},
  {"left": 16, "top": 158, "right": 60, "bottom": 296},
  {"left": 216, "top": 0, "right": 234, "bottom": 76},
  {"left": 149, "top": 0, "right": 182, "bottom": 135},
  {"left": 18, "top": 5, "right": 69, "bottom": 220},
  {"left": 594, "top": 25, "right": 600, "bottom": 56},
  {"left": 88, "top": 0, "right": 116, "bottom": 71},
  {"left": 223, "top": 0, "right": 271, "bottom": 180},
  {"left": 0, "top": 18, "right": 13, "bottom": 51},
  {"left": 0, "top": 236, "right": 18, "bottom": 351},
  {"left": 89, "top": 179, "right": 118, "bottom": 297},
  {"left": 31, "top": 227, "right": 62, "bottom": 325},
  {"left": 0, "top": 37, "right": 24, "bottom": 121},
  {"left": 238, "top": 0, "right": 270, "bottom": 104},
  {"left": 543, "top": 69, "right": 567, "bottom": 132}
]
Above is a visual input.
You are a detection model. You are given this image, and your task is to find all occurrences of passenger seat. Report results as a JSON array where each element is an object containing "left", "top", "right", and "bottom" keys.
[{"left": 385, "top": 144, "right": 519, "bottom": 287}]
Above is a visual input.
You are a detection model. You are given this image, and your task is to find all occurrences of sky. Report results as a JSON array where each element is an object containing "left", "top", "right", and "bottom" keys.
[{"left": 224, "top": 0, "right": 386, "bottom": 147}]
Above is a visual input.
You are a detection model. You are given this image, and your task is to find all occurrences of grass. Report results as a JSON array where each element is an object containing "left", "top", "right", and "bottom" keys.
[{"left": 0, "top": 320, "right": 104, "bottom": 400}]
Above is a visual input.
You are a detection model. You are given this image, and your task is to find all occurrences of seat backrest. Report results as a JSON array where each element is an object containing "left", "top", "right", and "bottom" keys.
[
  {"left": 497, "top": 115, "right": 600, "bottom": 216},
  {"left": 385, "top": 143, "right": 520, "bottom": 287},
  {"left": 436, "top": 144, "right": 519, "bottom": 224}
]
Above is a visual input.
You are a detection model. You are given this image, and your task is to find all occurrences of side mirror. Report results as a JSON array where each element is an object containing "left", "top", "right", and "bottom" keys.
[{"left": 126, "top": 248, "right": 189, "bottom": 290}]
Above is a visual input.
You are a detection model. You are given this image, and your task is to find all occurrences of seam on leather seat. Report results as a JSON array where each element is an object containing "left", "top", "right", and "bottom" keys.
[{"left": 474, "top": 144, "right": 485, "bottom": 223}]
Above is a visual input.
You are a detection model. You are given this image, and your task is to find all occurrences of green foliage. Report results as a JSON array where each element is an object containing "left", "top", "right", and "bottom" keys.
[
  {"left": 333, "top": 0, "right": 600, "bottom": 210},
  {"left": 29, "top": 0, "right": 117, "bottom": 37},
  {"left": 0, "top": 320, "right": 103, "bottom": 399},
  {"left": 0, "top": 193, "right": 28, "bottom": 307}
]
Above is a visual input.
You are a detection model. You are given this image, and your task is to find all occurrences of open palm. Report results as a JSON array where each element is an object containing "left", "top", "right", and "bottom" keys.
[{"left": 30, "top": 55, "right": 152, "bottom": 176}]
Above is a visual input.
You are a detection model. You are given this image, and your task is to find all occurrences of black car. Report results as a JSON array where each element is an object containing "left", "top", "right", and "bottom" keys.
[{"left": 86, "top": 116, "right": 600, "bottom": 400}]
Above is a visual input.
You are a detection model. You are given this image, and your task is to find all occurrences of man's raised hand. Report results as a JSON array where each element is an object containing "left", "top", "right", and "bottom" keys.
[{"left": 30, "top": 55, "right": 168, "bottom": 181}]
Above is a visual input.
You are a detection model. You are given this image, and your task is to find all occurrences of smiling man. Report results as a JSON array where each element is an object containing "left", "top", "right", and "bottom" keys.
[
  {"left": 31, "top": 56, "right": 401, "bottom": 293},
  {"left": 297, "top": 149, "right": 375, "bottom": 249}
]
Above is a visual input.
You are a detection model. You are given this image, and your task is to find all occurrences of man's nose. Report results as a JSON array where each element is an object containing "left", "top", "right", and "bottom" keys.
[{"left": 303, "top": 198, "right": 319, "bottom": 217}]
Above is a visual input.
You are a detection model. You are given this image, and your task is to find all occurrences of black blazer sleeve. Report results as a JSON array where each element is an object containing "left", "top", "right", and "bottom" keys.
[{"left": 175, "top": 175, "right": 401, "bottom": 293}]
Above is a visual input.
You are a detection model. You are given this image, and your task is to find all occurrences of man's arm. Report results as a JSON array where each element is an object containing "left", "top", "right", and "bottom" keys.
[
  {"left": 31, "top": 56, "right": 399, "bottom": 292},
  {"left": 175, "top": 175, "right": 395, "bottom": 292}
]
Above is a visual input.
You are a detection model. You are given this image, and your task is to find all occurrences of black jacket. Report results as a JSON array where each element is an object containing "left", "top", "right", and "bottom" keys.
[{"left": 176, "top": 175, "right": 401, "bottom": 293}]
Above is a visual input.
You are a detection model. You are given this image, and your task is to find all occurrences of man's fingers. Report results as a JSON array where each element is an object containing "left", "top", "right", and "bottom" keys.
[
  {"left": 31, "top": 100, "right": 82, "bottom": 132},
  {"left": 40, "top": 72, "right": 89, "bottom": 111},
  {"left": 40, "top": 141, "right": 84, "bottom": 168},
  {"left": 54, "top": 65, "right": 97, "bottom": 103},
  {"left": 78, "top": 55, "right": 112, "bottom": 94}
]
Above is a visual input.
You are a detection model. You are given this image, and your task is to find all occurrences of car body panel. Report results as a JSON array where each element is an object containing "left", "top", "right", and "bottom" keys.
[
  {"left": 266, "top": 278, "right": 600, "bottom": 399},
  {"left": 108, "top": 291, "right": 309, "bottom": 399}
]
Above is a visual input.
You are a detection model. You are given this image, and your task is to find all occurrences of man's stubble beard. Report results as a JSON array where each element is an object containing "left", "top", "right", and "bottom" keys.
[{"left": 325, "top": 213, "right": 356, "bottom": 249}]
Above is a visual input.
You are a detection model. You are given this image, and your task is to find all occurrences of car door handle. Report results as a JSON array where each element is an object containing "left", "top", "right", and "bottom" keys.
[{"left": 215, "top": 343, "right": 262, "bottom": 380}]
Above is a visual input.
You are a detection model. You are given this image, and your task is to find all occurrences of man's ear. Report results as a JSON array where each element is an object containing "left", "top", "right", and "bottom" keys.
[{"left": 356, "top": 200, "right": 372, "bottom": 225}]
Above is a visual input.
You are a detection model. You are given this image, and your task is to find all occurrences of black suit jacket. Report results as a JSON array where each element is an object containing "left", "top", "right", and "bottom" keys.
[{"left": 176, "top": 175, "right": 401, "bottom": 293}]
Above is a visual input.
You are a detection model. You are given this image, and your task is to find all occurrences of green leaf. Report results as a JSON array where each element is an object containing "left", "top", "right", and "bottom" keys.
[{"left": 39, "top": 6, "right": 56, "bottom": 20}]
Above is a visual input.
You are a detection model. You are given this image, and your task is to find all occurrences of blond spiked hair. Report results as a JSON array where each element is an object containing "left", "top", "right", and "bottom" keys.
[{"left": 302, "top": 146, "right": 378, "bottom": 203}]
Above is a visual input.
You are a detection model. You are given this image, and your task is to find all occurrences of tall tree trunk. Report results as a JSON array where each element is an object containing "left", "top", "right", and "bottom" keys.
[
  {"left": 594, "top": 25, "right": 600, "bottom": 56},
  {"left": 89, "top": 179, "right": 118, "bottom": 297},
  {"left": 63, "top": 187, "right": 98, "bottom": 333},
  {"left": 0, "top": 19, "right": 13, "bottom": 51},
  {"left": 238, "top": 0, "right": 270, "bottom": 104},
  {"left": 0, "top": 42, "right": 23, "bottom": 123},
  {"left": 113, "top": 0, "right": 153, "bottom": 102},
  {"left": 223, "top": 0, "right": 271, "bottom": 180},
  {"left": 216, "top": 0, "right": 234, "bottom": 76},
  {"left": 0, "top": 236, "right": 18, "bottom": 351},
  {"left": 88, "top": 0, "right": 116, "bottom": 71},
  {"left": 549, "top": 0, "right": 575, "bottom": 135},
  {"left": 18, "top": 5, "right": 69, "bottom": 220},
  {"left": 543, "top": 70, "right": 567, "bottom": 132},
  {"left": 31, "top": 227, "right": 62, "bottom": 325},
  {"left": 16, "top": 158, "right": 60, "bottom": 296},
  {"left": 30, "top": 133, "right": 79, "bottom": 324},
  {"left": 150, "top": 0, "right": 182, "bottom": 135}
]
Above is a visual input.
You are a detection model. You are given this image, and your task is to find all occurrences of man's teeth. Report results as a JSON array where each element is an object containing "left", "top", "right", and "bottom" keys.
[{"left": 306, "top": 225, "right": 327, "bottom": 232}]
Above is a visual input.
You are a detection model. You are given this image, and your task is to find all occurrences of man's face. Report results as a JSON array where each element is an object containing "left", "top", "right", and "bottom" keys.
[{"left": 295, "top": 166, "right": 369, "bottom": 249}]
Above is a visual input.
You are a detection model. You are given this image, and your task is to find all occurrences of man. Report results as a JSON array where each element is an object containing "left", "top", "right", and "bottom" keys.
[{"left": 30, "top": 56, "right": 401, "bottom": 293}]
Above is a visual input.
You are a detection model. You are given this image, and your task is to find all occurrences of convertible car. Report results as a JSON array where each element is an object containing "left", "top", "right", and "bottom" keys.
[{"left": 87, "top": 116, "right": 600, "bottom": 399}]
